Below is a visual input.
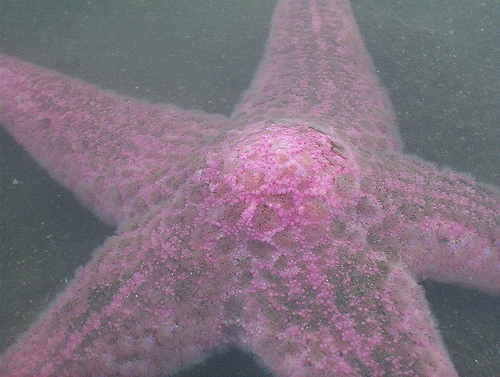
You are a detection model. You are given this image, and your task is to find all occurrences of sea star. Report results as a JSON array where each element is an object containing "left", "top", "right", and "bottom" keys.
[{"left": 1, "top": 0, "right": 499, "bottom": 376}]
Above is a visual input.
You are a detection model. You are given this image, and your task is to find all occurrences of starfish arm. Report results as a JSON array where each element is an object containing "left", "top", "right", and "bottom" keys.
[
  {"left": 231, "top": 0, "right": 401, "bottom": 152},
  {"left": 238, "top": 247, "right": 457, "bottom": 377},
  {"left": 371, "top": 155, "right": 500, "bottom": 294},
  {"left": 0, "top": 205, "right": 236, "bottom": 377},
  {"left": 0, "top": 53, "right": 230, "bottom": 225}
]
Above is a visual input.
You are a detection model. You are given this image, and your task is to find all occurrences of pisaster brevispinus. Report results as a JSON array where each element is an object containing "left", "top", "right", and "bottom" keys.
[{"left": 1, "top": 0, "right": 500, "bottom": 376}]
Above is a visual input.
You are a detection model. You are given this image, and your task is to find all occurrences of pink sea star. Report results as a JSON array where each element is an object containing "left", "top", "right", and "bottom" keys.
[{"left": 1, "top": 0, "right": 499, "bottom": 376}]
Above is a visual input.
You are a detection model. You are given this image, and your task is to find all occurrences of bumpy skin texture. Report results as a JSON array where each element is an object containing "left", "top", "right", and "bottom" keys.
[{"left": 1, "top": 0, "right": 500, "bottom": 376}]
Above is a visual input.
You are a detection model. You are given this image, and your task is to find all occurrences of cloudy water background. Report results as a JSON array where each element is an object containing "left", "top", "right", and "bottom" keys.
[{"left": 1, "top": 0, "right": 499, "bottom": 375}]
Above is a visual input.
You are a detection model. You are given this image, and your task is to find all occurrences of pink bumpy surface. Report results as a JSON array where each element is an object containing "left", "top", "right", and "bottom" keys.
[{"left": 1, "top": 0, "right": 500, "bottom": 376}]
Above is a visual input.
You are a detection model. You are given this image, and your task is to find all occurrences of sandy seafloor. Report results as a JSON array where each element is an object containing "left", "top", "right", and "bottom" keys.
[{"left": 0, "top": 1, "right": 499, "bottom": 376}]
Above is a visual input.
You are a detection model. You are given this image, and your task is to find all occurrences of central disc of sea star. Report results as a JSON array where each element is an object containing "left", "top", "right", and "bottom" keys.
[{"left": 186, "top": 122, "right": 361, "bottom": 254}]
